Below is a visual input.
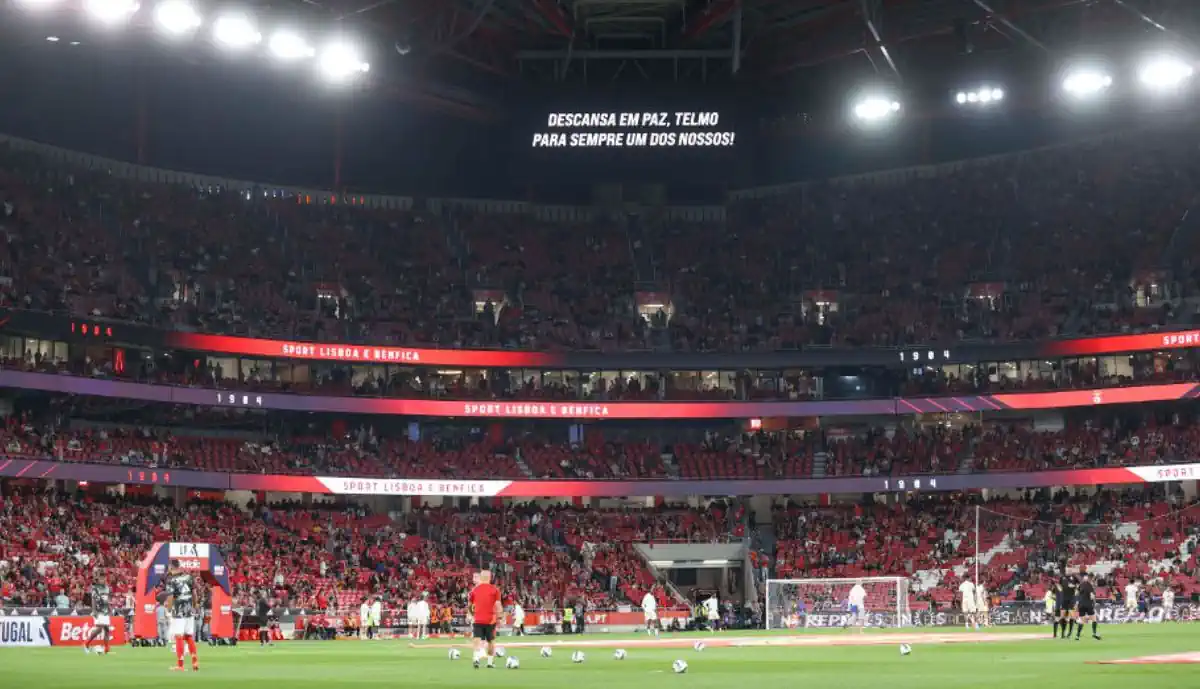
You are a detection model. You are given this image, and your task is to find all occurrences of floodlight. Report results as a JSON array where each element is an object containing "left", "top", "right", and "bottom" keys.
[
  {"left": 83, "top": 0, "right": 140, "bottom": 25},
  {"left": 318, "top": 42, "right": 370, "bottom": 83},
  {"left": 154, "top": 0, "right": 201, "bottom": 36},
  {"left": 269, "top": 30, "right": 315, "bottom": 61},
  {"left": 213, "top": 13, "right": 261, "bottom": 50},
  {"left": 1139, "top": 55, "right": 1194, "bottom": 90},
  {"left": 852, "top": 97, "right": 900, "bottom": 122},
  {"left": 1062, "top": 69, "right": 1112, "bottom": 97},
  {"left": 955, "top": 86, "right": 1005, "bottom": 107},
  {"left": 46, "top": 36, "right": 60, "bottom": 42}
]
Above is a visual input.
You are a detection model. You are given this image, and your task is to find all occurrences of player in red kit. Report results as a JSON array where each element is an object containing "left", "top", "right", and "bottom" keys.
[{"left": 468, "top": 570, "right": 503, "bottom": 669}]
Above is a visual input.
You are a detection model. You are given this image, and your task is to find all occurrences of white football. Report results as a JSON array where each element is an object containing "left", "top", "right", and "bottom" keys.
[
  {"left": 900, "top": 643, "right": 912, "bottom": 656},
  {"left": 614, "top": 649, "right": 627, "bottom": 660},
  {"left": 673, "top": 659, "right": 689, "bottom": 674},
  {"left": 495, "top": 646, "right": 506, "bottom": 658},
  {"left": 505, "top": 656, "right": 520, "bottom": 669},
  {"left": 540, "top": 646, "right": 553, "bottom": 658},
  {"left": 448, "top": 649, "right": 461, "bottom": 660},
  {"left": 693, "top": 641, "right": 706, "bottom": 652},
  {"left": 571, "top": 651, "right": 586, "bottom": 663}
]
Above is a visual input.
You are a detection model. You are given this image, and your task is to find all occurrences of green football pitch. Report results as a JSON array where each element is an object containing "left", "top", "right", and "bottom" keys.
[{"left": 2, "top": 625, "right": 1199, "bottom": 689}]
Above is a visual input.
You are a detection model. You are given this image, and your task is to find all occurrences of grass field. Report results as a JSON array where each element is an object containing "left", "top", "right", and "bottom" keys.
[{"left": 3, "top": 625, "right": 1199, "bottom": 689}]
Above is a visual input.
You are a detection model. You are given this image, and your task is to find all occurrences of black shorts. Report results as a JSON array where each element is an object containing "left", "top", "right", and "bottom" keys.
[
  {"left": 473, "top": 623, "right": 496, "bottom": 642},
  {"left": 1077, "top": 603, "right": 1096, "bottom": 617},
  {"left": 1058, "top": 599, "right": 1074, "bottom": 614}
]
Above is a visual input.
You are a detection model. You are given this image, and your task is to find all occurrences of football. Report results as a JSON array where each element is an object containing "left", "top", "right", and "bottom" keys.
[
  {"left": 900, "top": 644, "right": 912, "bottom": 656},
  {"left": 495, "top": 646, "right": 506, "bottom": 657},
  {"left": 614, "top": 649, "right": 627, "bottom": 660},
  {"left": 571, "top": 651, "right": 586, "bottom": 663},
  {"left": 540, "top": 646, "right": 553, "bottom": 658},
  {"left": 505, "top": 656, "right": 520, "bottom": 669},
  {"left": 673, "top": 659, "right": 689, "bottom": 673},
  {"left": 693, "top": 641, "right": 706, "bottom": 652},
  {"left": 448, "top": 649, "right": 461, "bottom": 660}
]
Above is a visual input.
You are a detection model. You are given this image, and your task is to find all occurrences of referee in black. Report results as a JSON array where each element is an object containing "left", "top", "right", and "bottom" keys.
[
  {"left": 1074, "top": 573, "right": 1101, "bottom": 641},
  {"left": 1057, "top": 575, "right": 1076, "bottom": 640}
]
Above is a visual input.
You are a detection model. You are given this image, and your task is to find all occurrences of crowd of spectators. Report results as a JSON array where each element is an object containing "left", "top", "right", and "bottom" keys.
[
  {"left": 4, "top": 124, "right": 1200, "bottom": 355},
  {"left": 770, "top": 485, "right": 1200, "bottom": 610},
  {"left": 3, "top": 403, "right": 1198, "bottom": 480},
  {"left": 0, "top": 486, "right": 727, "bottom": 616}
]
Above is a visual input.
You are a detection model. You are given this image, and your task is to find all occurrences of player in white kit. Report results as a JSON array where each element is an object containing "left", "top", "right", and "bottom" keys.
[
  {"left": 1162, "top": 586, "right": 1176, "bottom": 622},
  {"left": 847, "top": 580, "right": 868, "bottom": 633},
  {"left": 958, "top": 579, "right": 977, "bottom": 630},
  {"left": 642, "top": 589, "right": 660, "bottom": 637},
  {"left": 974, "top": 582, "right": 990, "bottom": 627},
  {"left": 704, "top": 595, "right": 721, "bottom": 632},
  {"left": 1123, "top": 581, "right": 1140, "bottom": 622},
  {"left": 414, "top": 594, "right": 430, "bottom": 639}
]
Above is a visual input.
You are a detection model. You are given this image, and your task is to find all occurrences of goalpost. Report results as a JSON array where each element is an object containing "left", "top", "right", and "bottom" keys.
[{"left": 765, "top": 577, "right": 910, "bottom": 629}]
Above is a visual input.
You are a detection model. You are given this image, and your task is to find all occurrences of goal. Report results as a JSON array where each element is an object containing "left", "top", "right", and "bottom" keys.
[{"left": 765, "top": 577, "right": 910, "bottom": 629}]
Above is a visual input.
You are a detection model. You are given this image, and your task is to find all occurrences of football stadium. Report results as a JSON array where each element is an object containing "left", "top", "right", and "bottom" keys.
[{"left": 3, "top": 0, "right": 1200, "bottom": 687}]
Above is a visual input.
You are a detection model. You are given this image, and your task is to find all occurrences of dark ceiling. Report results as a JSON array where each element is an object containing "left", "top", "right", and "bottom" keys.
[{"left": 280, "top": 0, "right": 1199, "bottom": 117}]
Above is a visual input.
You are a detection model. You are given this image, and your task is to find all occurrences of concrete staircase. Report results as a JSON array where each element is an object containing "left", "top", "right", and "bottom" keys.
[{"left": 812, "top": 451, "right": 829, "bottom": 478}]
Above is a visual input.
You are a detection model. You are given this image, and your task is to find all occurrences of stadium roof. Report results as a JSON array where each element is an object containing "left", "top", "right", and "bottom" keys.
[{"left": 275, "top": 0, "right": 1196, "bottom": 115}]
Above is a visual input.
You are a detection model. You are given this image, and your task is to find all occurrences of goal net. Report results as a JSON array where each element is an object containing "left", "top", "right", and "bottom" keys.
[{"left": 765, "top": 577, "right": 910, "bottom": 629}]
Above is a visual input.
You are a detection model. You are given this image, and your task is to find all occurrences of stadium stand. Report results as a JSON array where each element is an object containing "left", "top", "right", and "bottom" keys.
[
  {"left": 2, "top": 401, "right": 1197, "bottom": 479},
  {"left": 770, "top": 486, "right": 1200, "bottom": 610},
  {"left": 3, "top": 125, "right": 1200, "bottom": 354},
  {"left": 0, "top": 486, "right": 722, "bottom": 614}
]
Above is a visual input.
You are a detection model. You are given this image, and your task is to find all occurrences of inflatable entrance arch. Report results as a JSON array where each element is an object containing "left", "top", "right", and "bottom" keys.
[{"left": 133, "top": 542, "right": 234, "bottom": 640}]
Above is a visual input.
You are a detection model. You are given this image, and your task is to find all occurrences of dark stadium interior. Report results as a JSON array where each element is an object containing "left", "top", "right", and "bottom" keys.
[{"left": 2, "top": 0, "right": 1200, "bottom": 653}]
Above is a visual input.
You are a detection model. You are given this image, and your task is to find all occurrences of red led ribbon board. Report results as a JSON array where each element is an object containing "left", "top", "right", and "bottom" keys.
[
  {"left": 166, "top": 332, "right": 557, "bottom": 368},
  {"left": 4, "top": 456, "right": 1198, "bottom": 497},
  {"left": 0, "top": 370, "right": 1197, "bottom": 419},
  {"left": 1040, "top": 329, "right": 1200, "bottom": 357}
]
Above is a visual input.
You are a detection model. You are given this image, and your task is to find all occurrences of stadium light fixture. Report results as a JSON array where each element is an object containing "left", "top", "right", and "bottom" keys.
[
  {"left": 83, "top": 0, "right": 141, "bottom": 25},
  {"left": 955, "top": 87, "right": 1004, "bottom": 106},
  {"left": 1138, "top": 54, "right": 1194, "bottom": 91},
  {"left": 852, "top": 96, "right": 901, "bottom": 123},
  {"left": 318, "top": 42, "right": 370, "bottom": 83},
  {"left": 154, "top": 0, "right": 201, "bottom": 36},
  {"left": 1062, "top": 68, "right": 1113, "bottom": 98},
  {"left": 269, "top": 29, "right": 316, "bottom": 62},
  {"left": 212, "top": 13, "right": 261, "bottom": 50}
]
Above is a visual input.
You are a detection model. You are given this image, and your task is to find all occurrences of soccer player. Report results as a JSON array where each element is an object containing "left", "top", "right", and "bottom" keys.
[
  {"left": 512, "top": 600, "right": 526, "bottom": 636},
  {"left": 1074, "top": 573, "right": 1100, "bottom": 640},
  {"left": 370, "top": 596, "right": 382, "bottom": 640},
  {"left": 361, "top": 597, "right": 373, "bottom": 640},
  {"left": 468, "top": 570, "right": 502, "bottom": 669},
  {"left": 163, "top": 559, "right": 200, "bottom": 672},
  {"left": 406, "top": 597, "right": 418, "bottom": 639},
  {"left": 1043, "top": 584, "right": 1057, "bottom": 636},
  {"left": 414, "top": 594, "right": 430, "bottom": 640},
  {"left": 1163, "top": 585, "right": 1176, "bottom": 622},
  {"left": 1123, "top": 579, "right": 1140, "bottom": 622},
  {"left": 642, "top": 587, "right": 660, "bottom": 637},
  {"left": 704, "top": 594, "right": 721, "bottom": 632},
  {"left": 1058, "top": 575, "right": 1077, "bottom": 641},
  {"left": 256, "top": 591, "right": 275, "bottom": 647},
  {"left": 847, "top": 580, "right": 868, "bottom": 633},
  {"left": 975, "top": 581, "right": 990, "bottom": 628},
  {"left": 958, "top": 578, "right": 977, "bottom": 630},
  {"left": 83, "top": 577, "right": 113, "bottom": 655}
]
